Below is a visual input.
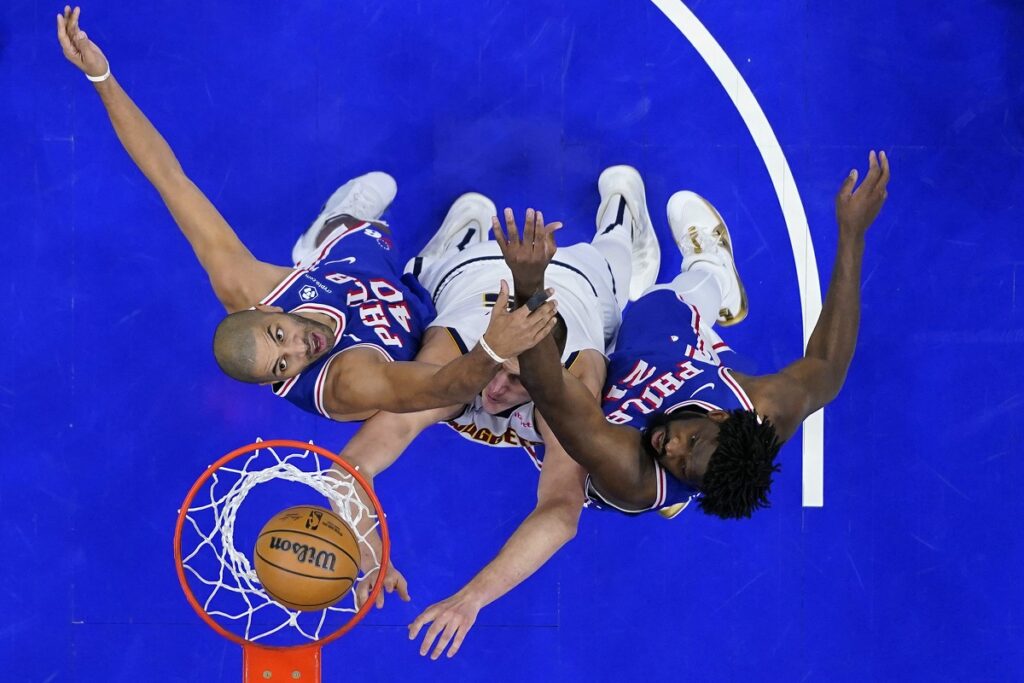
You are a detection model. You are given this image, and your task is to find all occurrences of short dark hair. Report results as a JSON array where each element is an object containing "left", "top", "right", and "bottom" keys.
[
  {"left": 212, "top": 311, "right": 263, "bottom": 383},
  {"left": 698, "top": 409, "right": 782, "bottom": 520}
]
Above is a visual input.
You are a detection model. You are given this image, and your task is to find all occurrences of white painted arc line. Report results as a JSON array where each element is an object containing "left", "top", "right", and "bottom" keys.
[{"left": 650, "top": 0, "right": 824, "bottom": 506}]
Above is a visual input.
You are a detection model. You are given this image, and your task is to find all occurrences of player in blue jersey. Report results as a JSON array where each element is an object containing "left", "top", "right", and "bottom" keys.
[
  {"left": 56, "top": 7, "right": 559, "bottom": 421},
  {"left": 497, "top": 152, "right": 890, "bottom": 519}
]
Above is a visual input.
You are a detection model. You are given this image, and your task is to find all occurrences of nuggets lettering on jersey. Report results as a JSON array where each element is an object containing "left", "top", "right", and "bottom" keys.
[
  {"left": 259, "top": 222, "right": 434, "bottom": 420},
  {"left": 587, "top": 289, "right": 754, "bottom": 518},
  {"left": 444, "top": 395, "right": 544, "bottom": 469}
]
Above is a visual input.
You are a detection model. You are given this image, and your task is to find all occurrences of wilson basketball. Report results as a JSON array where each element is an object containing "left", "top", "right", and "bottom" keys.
[{"left": 253, "top": 505, "right": 361, "bottom": 611}]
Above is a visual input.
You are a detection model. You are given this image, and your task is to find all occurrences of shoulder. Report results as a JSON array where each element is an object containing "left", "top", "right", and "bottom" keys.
[
  {"left": 220, "top": 263, "right": 296, "bottom": 313},
  {"left": 565, "top": 349, "right": 607, "bottom": 394},
  {"left": 731, "top": 370, "right": 811, "bottom": 442},
  {"left": 320, "top": 347, "right": 390, "bottom": 415}
]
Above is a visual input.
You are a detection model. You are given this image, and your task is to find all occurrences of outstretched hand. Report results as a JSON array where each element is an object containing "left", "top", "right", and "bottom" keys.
[
  {"left": 408, "top": 590, "right": 483, "bottom": 660},
  {"left": 492, "top": 208, "right": 561, "bottom": 299},
  {"left": 56, "top": 6, "right": 109, "bottom": 79},
  {"left": 835, "top": 150, "right": 890, "bottom": 239}
]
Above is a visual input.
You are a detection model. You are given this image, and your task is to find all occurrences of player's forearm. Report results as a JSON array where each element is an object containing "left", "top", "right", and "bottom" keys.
[
  {"left": 389, "top": 346, "right": 499, "bottom": 413},
  {"left": 456, "top": 501, "right": 579, "bottom": 610},
  {"left": 92, "top": 77, "right": 187, "bottom": 188},
  {"left": 804, "top": 233, "right": 865, "bottom": 399}
]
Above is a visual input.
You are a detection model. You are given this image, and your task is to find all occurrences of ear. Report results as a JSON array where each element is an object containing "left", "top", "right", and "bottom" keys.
[
  {"left": 254, "top": 304, "right": 284, "bottom": 313},
  {"left": 707, "top": 410, "right": 730, "bottom": 423}
]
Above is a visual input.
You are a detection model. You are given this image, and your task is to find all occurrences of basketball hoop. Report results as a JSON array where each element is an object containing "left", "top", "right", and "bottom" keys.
[{"left": 173, "top": 439, "right": 390, "bottom": 682}]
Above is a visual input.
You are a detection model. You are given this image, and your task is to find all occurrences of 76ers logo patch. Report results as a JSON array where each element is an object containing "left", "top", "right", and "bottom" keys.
[
  {"left": 364, "top": 228, "right": 393, "bottom": 250},
  {"left": 299, "top": 285, "right": 319, "bottom": 301}
]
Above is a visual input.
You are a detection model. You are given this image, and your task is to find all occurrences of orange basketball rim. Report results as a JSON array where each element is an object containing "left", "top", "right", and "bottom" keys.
[{"left": 173, "top": 439, "right": 391, "bottom": 683}]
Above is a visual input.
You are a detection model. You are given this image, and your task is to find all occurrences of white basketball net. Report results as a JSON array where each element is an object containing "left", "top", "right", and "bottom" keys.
[{"left": 179, "top": 441, "right": 383, "bottom": 645}]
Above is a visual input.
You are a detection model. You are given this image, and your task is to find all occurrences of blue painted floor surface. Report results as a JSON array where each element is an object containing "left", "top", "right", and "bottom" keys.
[{"left": 2, "top": 1, "right": 1022, "bottom": 680}]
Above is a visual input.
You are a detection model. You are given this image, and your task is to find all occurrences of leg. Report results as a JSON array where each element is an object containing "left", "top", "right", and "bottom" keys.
[
  {"left": 292, "top": 172, "right": 397, "bottom": 266},
  {"left": 591, "top": 166, "right": 661, "bottom": 309},
  {"left": 646, "top": 270, "right": 723, "bottom": 327},
  {"left": 666, "top": 190, "right": 748, "bottom": 326}
]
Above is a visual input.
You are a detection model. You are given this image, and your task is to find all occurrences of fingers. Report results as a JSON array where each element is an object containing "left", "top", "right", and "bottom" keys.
[
  {"left": 418, "top": 618, "right": 445, "bottom": 656},
  {"left": 503, "top": 207, "right": 520, "bottom": 245},
  {"left": 69, "top": 6, "right": 81, "bottom": 36},
  {"left": 408, "top": 607, "right": 436, "bottom": 642},
  {"left": 446, "top": 624, "right": 471, "bottom": 658},
  {"left": 56, "top": 13, "right": 70, "bottom": 48},
  {"left": 861, "top": 150, "right": 880, "bottom": 191},
  {"left": 837, "top": 167, "right": 858, "bottom": 201},
  {"left": 491, "top": 216, "right": 508, "bottom": 254},
  {"left": 494, "top": 280, "right": 510, "bottom": 314},
  {"left": 877, "top": 150, "right": 890, "bottom": 191},
  {"left": 430, "top": 621, "right": 461, "bottom": 660},
  {"left": 396, "top": 574, "right": 411, "bottom": 602},
  {"left": 524, "top": 298, "right": 559, "bottom": 339}
]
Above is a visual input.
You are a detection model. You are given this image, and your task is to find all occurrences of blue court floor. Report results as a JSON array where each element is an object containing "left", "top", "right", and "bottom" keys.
[{"left": 3, "top": 1, "right": 1023, "bottom": 681}]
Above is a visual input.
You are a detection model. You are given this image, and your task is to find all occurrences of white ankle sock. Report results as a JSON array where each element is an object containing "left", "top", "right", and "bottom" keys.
[{"left": 648, "top": 270, "right": 724, "bottom": 326}]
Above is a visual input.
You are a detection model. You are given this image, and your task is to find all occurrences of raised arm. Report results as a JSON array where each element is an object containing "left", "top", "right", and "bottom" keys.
[
  {"left": 493, "top": 209, "right": 647, "bottom": 499},
  {"left": 745, "top": 151, "right": 891, "bottom": 439},
  {"left": 407, "top": 355, "right": 603, "bottom": 659},
  {"left": 56, "top": 7, "right": 289, "bottom": 312}
]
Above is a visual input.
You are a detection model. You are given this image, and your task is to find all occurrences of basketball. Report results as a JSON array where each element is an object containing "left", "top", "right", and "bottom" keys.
[{"left": 253, "top": 505, "right": 361, "bottom": 611}]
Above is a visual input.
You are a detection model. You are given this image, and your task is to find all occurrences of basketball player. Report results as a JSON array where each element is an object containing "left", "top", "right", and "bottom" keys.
[
  {"left": 55, "top": 7, "right": 559, "bottom": 421},
  {"left": 497, "top": 152, "right": 890, "bottom": 520},
  {"left": 333, "top": 168, "right": 658, "bottom": 660}
]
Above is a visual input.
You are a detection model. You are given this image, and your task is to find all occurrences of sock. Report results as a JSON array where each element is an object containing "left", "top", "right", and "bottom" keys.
[
  {"left": 648, "top": 270, "right": 723, "bottom": 327},
  {"left": 592, "top": 195, "right": 634, "bottom": 310}
]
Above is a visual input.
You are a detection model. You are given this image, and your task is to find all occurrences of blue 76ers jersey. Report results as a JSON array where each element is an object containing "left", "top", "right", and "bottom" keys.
[
  {"left": 258, "top": 221, "right": 434, "bottom": 420},
  {"left": 586, "top": 289, "right": 755, "bottom": 518}
]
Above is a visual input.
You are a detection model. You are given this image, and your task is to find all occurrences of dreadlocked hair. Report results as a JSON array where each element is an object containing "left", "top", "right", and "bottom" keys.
[{"left": 698, "top": 409, "right": 782, "bottom": 520}]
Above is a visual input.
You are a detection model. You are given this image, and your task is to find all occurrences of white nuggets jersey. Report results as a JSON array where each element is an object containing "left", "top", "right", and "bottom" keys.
[{"left": 412, "top": 241, "right": 619, "bottom": 455}]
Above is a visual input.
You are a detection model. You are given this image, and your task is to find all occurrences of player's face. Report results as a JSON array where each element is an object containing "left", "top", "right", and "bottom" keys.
[
  {"left": 480, "top": 358, "right": 530, "bottom": 414},
  {"left": 252, "top": 312, "right": 334, "bottom": 382},
  {"left": 644, "top": 411, "right": 729, "bottom": 488}
]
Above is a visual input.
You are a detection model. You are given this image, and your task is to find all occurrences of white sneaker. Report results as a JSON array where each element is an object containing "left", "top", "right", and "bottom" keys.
[
  {"left": 596, "top": 165, "right": 660, "bottom": 301},
  {"left": 417, "top": 192, "right": 496, "bottom": 261},
  {"left": 291, "top": 172, "right": 397, "bottom": 265},
  {"left": 667, "top": 190, "right": 748, "bottom": 326}
]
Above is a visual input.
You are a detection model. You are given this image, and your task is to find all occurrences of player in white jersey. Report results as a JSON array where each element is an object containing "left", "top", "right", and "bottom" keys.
[
  {"left": 332, "top": 167, "right": 659, "bottom": 659},
  {"left": 500, "top": 152, "right": 891, "bottom": 521},
  {"left": 56, "top": 7, "right": 558, "bottom": 423}
]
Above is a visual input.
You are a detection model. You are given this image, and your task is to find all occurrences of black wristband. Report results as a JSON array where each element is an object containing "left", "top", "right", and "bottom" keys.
[{"left": 525, "top": 290, "right": 549, "bottom": 312}]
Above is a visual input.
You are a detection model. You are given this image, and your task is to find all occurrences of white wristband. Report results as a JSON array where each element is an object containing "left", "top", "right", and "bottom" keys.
[
  {"left": 86, "top": 63, "right": 111, "bottom": 83},
  {"left": 478, "top": 335, "right": 507, "bottom": 364}
]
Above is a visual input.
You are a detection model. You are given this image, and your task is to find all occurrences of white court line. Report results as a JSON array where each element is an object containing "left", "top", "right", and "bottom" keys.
[{"left": 650, "top": 0, "right": 824, "bottom": 506}]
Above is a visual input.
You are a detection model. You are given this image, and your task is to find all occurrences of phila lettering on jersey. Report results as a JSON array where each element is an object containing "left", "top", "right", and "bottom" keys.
[
  {"left": 258, "top": 221, "right": 435, "bottom": 420},
  {"left": 586, "top": 289, "right": 755, "bottom": 519}
]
